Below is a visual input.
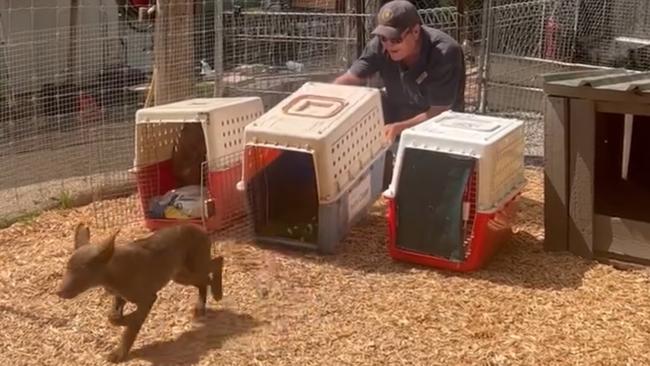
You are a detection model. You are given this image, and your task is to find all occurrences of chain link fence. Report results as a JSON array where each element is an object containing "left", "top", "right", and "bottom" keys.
[
  {"left": 1, "top": 0, "right": 648, "bottom": 227},
  {"left": 480, "top": 0, "right": 650, "bottom": 158},
  {"left": 0, "top": 1, "right": 209, "bottom": 226}
]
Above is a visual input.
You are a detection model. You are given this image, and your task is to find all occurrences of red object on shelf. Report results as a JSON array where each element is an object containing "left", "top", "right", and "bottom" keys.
[{"left": 544, "top": 16, "right": 558, "bottom": 60}]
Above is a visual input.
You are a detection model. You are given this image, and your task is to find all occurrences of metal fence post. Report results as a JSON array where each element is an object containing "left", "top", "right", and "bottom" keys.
[
  {"left": 477, "top": 0, "right": 493, "bottom": 114},
  {"left": 213, "top": 0, "right": 224, "bottom": 97},
  {"left": 456, "top": 0, "right": 465, "bottom": 42},
  {"left": 356, "top": 0, "right": 366, "bottom": 58}
]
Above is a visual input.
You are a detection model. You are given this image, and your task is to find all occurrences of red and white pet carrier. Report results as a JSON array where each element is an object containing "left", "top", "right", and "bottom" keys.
[
  {"left": 132, "top": 97, "right": 264, "bottom": 232},
  {"left": 383, "top": 111, "right": 526, "bottom": 272}
]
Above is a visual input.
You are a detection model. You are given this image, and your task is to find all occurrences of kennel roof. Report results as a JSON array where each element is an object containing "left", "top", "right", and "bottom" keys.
[{"left": 541, "top": 68, "right": 650, "bottom": 103}]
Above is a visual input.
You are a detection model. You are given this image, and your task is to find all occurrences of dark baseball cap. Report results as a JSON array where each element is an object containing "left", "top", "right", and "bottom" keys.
[{"left": 371, "top": 0, "right": 421, "bottom": 40}]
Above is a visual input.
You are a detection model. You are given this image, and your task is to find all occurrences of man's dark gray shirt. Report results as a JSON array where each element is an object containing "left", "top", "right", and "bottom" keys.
[{"left": 348, "top": 25, "right": 466, "bottom": 124}]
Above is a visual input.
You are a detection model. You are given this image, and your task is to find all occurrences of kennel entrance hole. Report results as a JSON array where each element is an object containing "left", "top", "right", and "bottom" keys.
[
  {"left": 395, "top": 147, "right": 477, "bottom": 262},
  {"left": 247, "top": 148, "right": 320, "bottom": 246},
  {"left": 594, "top": 112, "right": 650, "bottom": 223}
]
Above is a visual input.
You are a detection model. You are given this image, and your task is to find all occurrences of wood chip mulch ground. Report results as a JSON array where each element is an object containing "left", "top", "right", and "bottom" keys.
[{"left": 1, "top": 167, "right": 650, "bottom": 365}]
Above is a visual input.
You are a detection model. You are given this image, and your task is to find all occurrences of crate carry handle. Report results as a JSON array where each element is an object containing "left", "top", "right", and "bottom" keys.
[{"left": 282, "top": 94, "right": 348, "bottom": 119}]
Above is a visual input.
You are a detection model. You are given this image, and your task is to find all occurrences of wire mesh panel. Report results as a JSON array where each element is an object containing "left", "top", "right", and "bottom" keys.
[
  {"left": 0, "top": 0, "right": 217, "bottom": 227},
  {"left": 3, "top": 0, "right": 648, "bottom": 230},
  {"left": 479, "top": 0, "right": 650, "bottom": 158},
  {"left": 573, "top": 0, "right": 650, "bottom": 70},
  {"left": 221, "top": 10, "right": 361, "bottom": 109},
  {"left": 0, "top": 2, "right": 479, "bottom": 228},
  {"left": 480, "top": 0, "right": 581, "bottom": 157},
  {"left": 220, "top": 5, "right": 485, "bottom": 137},
  {"left": 0, "top": 1, "right": 149, "bottom": 227},
  {"left": 481, "top": 0, "right": 554, "bottom": 122}
]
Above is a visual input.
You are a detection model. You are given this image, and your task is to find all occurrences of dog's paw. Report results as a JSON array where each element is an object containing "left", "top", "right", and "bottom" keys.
[
  {"left": 106, "top": 348, "right": 128, "bottom": 363},
  {"left": 192, "top": 305, "right": 207, "bottom": 319},
  {"left": 211, "top": 286, "right": 223, "bottom": 302},
  {"left": 210, "top": 275, "right": 223, "bottom": 302},
  {"left": 107, "top": 311, "right": 127, "bottom": 327}
]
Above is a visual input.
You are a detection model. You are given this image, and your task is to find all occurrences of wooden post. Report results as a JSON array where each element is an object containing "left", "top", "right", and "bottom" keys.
[
  {"left": 338, "top": 0, "right": 355, "bottom": 70},
  {"left": 153, "top": 0, "right": 195, "bottom": 105},
  {"left": 543, "top": 96, "right": 569, "bottom": 251},
  {"left": 568, "top": 98, "right": 595, "bottom": 259},
  {"left": 213, "top": 0, "right": 223, "bottom": 97}
]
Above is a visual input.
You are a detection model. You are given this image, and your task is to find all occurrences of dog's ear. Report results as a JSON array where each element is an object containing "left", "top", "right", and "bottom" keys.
[
  {"left": 74, "top": 223, "right": 91, "bottom": 250},
  {"left": 94, "top": 228, "right": 120, "bottom": 263}
]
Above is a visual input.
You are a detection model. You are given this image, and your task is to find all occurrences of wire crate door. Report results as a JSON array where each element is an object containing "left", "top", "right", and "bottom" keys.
[{"left": 90, "top": 121, "right": 186, "bottom": 231}]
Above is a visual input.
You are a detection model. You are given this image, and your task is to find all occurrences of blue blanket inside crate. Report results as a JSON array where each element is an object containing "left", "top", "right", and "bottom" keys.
[{"left": 148, "top": 185, "right": 204, "bottom": 220}]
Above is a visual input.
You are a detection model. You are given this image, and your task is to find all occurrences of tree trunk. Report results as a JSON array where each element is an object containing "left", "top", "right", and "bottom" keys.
[{"left": 153, "top": 0, "right": 195, "bottom": 105}]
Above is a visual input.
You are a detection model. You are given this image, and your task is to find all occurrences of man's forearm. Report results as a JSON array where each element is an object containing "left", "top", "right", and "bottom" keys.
[
  {"left": 395, "top": 105, "right": 450, "bottom": 133},
  {"left": 333, "top": 71, "right": 366, "bottom": 86}
]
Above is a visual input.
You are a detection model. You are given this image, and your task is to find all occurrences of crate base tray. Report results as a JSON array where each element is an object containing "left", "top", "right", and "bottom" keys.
[
  {"left": 143, "top": 209, "right": 249, "bottom": 233},
  {"left": 143, "top": 217, "right": 204, "bottom": 232},
  {"left": 254, "top": 235, "right": 320, "bottom": 251}
]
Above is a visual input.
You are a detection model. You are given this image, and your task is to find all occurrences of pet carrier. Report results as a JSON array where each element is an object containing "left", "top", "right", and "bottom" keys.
[
  {"left": 132, "top": 97, "right": 264, "bottom": 232},
  {"left": 383, "top": 111, "right": 526, "bottom": 272},
  {"left": 236, "top": 82, "right": 388, "bottom": 254}
]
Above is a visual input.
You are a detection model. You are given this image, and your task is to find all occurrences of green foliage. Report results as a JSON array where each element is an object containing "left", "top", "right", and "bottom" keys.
[
  {"left": 0, "top": 212, "right": 40, "bottom": 229},
  {"left": 57, "top": 191, "right": 74, "bottom": 210}
]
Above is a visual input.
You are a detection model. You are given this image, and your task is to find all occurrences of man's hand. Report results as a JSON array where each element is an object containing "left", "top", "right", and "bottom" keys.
[
  {"left": 383, "top": 106, "right": 451, "bottom": 144},
  {"left": 332, "top": 71, "right": 366, "bottom": 86},
  {"left": 384, "top": 123, "right": 405, "bottom": 144}
]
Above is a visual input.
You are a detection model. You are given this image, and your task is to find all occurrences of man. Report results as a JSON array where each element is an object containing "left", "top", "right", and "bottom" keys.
[{"left": 333, "top": 0, "right": 466, "bottom": 186}]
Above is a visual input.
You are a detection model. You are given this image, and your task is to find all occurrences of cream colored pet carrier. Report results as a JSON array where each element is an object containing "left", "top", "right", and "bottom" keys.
[{"left": 236, "top": 82, "right": 388, "bottom": 253}]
